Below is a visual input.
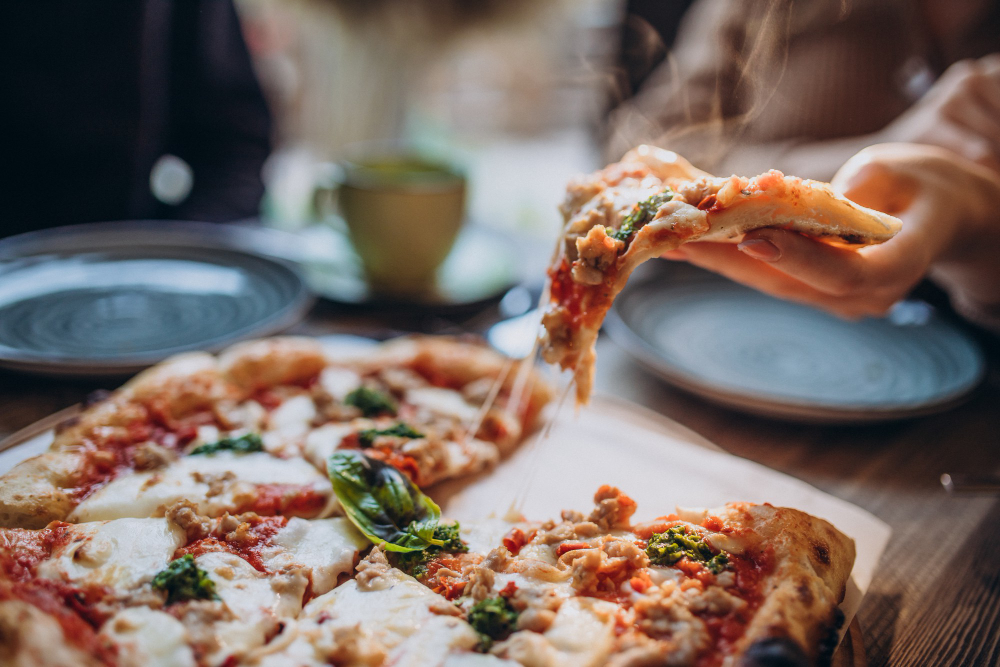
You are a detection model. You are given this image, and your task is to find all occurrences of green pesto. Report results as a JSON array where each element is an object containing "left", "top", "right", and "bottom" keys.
[
  {"left": 188, "top": 433, "right": 263, "bottom": 456},
  {"left": 151, "top": 554, "right": 220, "bottom": 605},
  {"left": 646, "top": 525, "right": 729, "bottom": 574},
  {"left": 358, "top": 422, "right": 424, "bottom": 449},
  {"left": 468, "top": 596, "right": 519, "bottom": 649},
  {"left": 610, "top": 188, "right": 675, "bottom": 241},
  {"left": 393, "top": 521, "right": 468, "bottom": 578},
  {"left": 344, "top": 386, "right": 397, "bottom": 417}
]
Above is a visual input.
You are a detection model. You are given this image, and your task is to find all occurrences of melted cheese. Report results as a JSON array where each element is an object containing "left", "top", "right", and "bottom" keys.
[
  {"left": 460, "top": 518, "right": 517, "bottom": 557},
  {"left": 196, "top": 552, "right": 305, "bottom": 666},
  {"left": 35, "top": 518, "right": 184, "bottom": 590},
  {"left": 267, "top": 396, "right": 317, "bottom": 440},
  {"left": 318, "top": 367, "right": 362, "bottom": 401},
  {"left": 443, "top": 656, "right": 522, "bottom": 666},
  {"left": 387, "top": 615, "right": 479, "bottom": 667},
  {"left": 304, "top": 569, "right": 443, "bottom": 649},
  {"left": 497, "top": 598, "right": 617, "bottom": 667},
  {"left": 100, "top": 607, "right": 195, "bottom": 667},
  {"left": 303, "top": 423, "right": 355, "bottom": 471},
  {"left": 257, "top": 568, "right": 461, "bottom": 666},
  {"left": 261, "top": 517, "right": 368, "bottom": 595},
  {"left": 405, "top": 387, "right": 479, "bottom": 422},
  {"left": 69, "top": 453, "right": 331, "bottom": 522}
]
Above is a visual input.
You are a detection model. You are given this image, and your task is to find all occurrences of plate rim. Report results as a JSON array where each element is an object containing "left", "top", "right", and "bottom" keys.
[
  {"left": 605, "top": 276, "right": 987, "bottom": 423},
  {"left": 0, "top": 221, "right": 315, "bottom": 376}
]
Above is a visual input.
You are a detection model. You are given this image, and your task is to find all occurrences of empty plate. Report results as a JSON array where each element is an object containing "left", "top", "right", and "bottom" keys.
[
  {"left": 0, "top": 221, "right": 313, "bottom": 377},
  {"left": 605, "top": 265, "right": 986, "bottom": 423}
]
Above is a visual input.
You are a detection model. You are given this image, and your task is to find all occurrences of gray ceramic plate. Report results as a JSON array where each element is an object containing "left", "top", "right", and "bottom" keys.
[
  {"left": 605, "top": 265, "right": 986, "bottom": 423},
  {"left": 0, "top": 221, "right": 313, "bottom": 377}
]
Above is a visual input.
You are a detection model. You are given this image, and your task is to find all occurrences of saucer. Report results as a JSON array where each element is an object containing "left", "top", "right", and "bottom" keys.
[{"left": 295, "top": 222, "right": 520, "bottom": 309}]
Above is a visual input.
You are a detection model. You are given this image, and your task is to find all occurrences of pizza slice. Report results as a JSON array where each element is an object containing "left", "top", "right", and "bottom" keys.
[
  {"left": 0, "top": 336, "right": 552, "bottom": 528},
  {"left": 347, "top": 478, "right": 856, "bottom": 667},
  {"left": 540, "top": 145, "right": 903, "bottom": 403},
  {"left": 0, "top": 506, "right": 368, "bottom": 667}
]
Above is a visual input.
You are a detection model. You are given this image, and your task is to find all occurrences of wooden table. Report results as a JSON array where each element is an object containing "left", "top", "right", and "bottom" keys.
[{"left": 1, "top": 311, "right": 997, "bottom": 666}]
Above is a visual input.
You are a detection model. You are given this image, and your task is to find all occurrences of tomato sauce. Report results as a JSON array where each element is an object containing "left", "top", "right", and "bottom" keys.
[
  {"left": 421, "top": 552, "right": 484, "bottom": 601},
  {"left": 174, "top": 515, "right": 287, "bottom": 573},
  {"left": 68, "top": 405, "right": 209, "bottom": 502},
  {"left": 692, "top": 552, "right": 770, "bottom": 667},
  {"left": 0, "top": 578, "right": 118, "bottom": 664},
  {"left": 502, "top": 528, "right": 529, "bottom": 556},
  {"left": 236, "top": 484, "right": 328, "bottom": 518},
  {"left": 0, "top": 524, "right": 72, "bottom": 581}
]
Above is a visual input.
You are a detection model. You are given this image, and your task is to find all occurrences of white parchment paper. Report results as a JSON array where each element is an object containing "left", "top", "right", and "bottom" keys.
[{"left": 441, "top": 397, "right": 891, "bottom": 631}]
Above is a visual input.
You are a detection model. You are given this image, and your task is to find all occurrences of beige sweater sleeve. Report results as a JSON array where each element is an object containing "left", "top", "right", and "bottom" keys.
[{"left": 606, "top": 0, "right": 918, "bottom": 179}]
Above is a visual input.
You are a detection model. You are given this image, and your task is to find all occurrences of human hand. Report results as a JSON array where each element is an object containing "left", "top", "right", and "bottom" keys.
[
  {"left": 878, "top": 54, "right": 1000, "bottom": 173},
  {"left": 663, "top": 143, "right": 1000, "bottom": 320}
]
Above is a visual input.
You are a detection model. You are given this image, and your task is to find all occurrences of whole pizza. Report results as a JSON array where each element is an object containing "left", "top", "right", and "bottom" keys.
[{"left": 0, "top": 335, "right": 856, "bottom": 667}]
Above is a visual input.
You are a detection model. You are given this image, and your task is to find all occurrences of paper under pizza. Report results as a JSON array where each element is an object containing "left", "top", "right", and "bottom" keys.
[
  {"left": 0, "top": 451, "right": 855, "bottom": 667},
  {"left": 539, "top": 145, "right": 904, "bottom": 403}
]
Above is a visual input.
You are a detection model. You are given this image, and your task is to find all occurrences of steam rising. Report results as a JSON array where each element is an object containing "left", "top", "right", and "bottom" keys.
[{"left": 606, "top": 0, "right": 800, "bottom": 172}]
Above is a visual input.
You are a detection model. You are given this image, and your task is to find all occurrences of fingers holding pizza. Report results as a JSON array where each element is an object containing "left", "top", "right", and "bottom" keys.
[{"left": 666, "top": 143, "right": 1000, "bottom": 322}]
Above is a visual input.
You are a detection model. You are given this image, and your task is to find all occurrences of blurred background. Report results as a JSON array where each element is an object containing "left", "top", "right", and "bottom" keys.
[{"left": 2, "top": 0, "right": 997, "bottom": 419}]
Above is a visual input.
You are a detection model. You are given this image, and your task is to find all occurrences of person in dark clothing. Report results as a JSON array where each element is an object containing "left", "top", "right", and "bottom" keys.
[{"left": 2, "top": 0, "right": 272, "bottom": 238}]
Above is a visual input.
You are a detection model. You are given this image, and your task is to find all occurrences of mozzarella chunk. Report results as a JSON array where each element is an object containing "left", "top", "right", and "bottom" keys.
[
  {"left": 267, "top": 395, "right": 317, "bottom": 440},
  {"left": 496, "top": 598, "right": 617, "bottom": 667},
  {"left": 196, "top": 552, "right": 305, "bottom": 666},
  {"left": 303, "top": 423, "right": 355, "bottom": 471},
  {"left": 69, "top": 453, "right": 331, "bottom": 522},
  {"left": 302, "top": 569, "right": 441, "bottom": 648},
  {"left": 387, "top": 615, "right": 479, "bottom": 667},
  {"left": 100, "top": 607, "right": 196, "bottom": 667},
  {"left": 405, "top": 387, "right": 479, "bottom": 422},
  {"left": 460, "top": 518, "right": 518, "bottom": 557},
  {"left": 440, "top": 439, "right": 497, "bottom": 478},
  {"left": 443, "top": 655, "right": 522, "bottom": 667},
  {"left": 318, "top": 367, "right": 362, "bottom": 401},
  {"left": 36, "top": 518, "right": 184, "bottom": 590},
  {"left": 258, "top": 569, "right": 477, "bottom": 667},
  {"left": 260, "top": 517, "right": 368, "bottom": 595}
]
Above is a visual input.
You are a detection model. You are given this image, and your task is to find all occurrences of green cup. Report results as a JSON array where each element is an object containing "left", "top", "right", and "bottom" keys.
[{"left": 324, "top": 155, "right": 467, "bottom": 295}]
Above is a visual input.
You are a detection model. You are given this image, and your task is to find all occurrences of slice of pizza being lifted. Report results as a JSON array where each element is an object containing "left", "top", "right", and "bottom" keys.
[{"left": 540, "top": 145, "right": 903, "bottom": 403}]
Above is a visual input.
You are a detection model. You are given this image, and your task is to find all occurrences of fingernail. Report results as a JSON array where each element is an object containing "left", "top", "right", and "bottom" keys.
[{"left": 738, "top": 238, "right": 781, "bottom": 262}]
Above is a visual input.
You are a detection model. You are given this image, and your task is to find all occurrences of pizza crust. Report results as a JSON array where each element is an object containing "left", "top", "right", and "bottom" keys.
[
  {"left": 0, "top": 451, "right": 83, "bottom": 528},
  {"left": 715, "top": 504, "right": 856, "bottom": 665}
]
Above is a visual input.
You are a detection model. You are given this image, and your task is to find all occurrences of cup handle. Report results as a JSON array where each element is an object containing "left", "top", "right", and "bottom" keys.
[{"left": 312, "top": 162, "right": 345, "bottom": 224}]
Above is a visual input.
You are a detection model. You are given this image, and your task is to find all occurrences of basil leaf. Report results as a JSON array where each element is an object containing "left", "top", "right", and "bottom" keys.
[
  {"left": 328, "top": 450, "right": 442, "bottom": 553},
  {"left": 344, "top": 387, "right": 397, "bottom": 417},
  {"left": 610, "top": 188, "right": 674, "bottom": 241},
  {"left": 188, "top": 433, "right": 263, "bottom": 456},
  {"left": 358, "top": 423, "right": 424, "bottom": 448}
]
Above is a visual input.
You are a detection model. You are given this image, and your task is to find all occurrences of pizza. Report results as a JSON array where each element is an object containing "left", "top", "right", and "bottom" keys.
[
  {"left": 539, "top": 145, "right": 904, "bottom": 403},
  {"left": 0, "top": 336, "right": 553, "bottom": 529},
  {"left": 0, "top": 452, "right": 856, "bottom": 666}
]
